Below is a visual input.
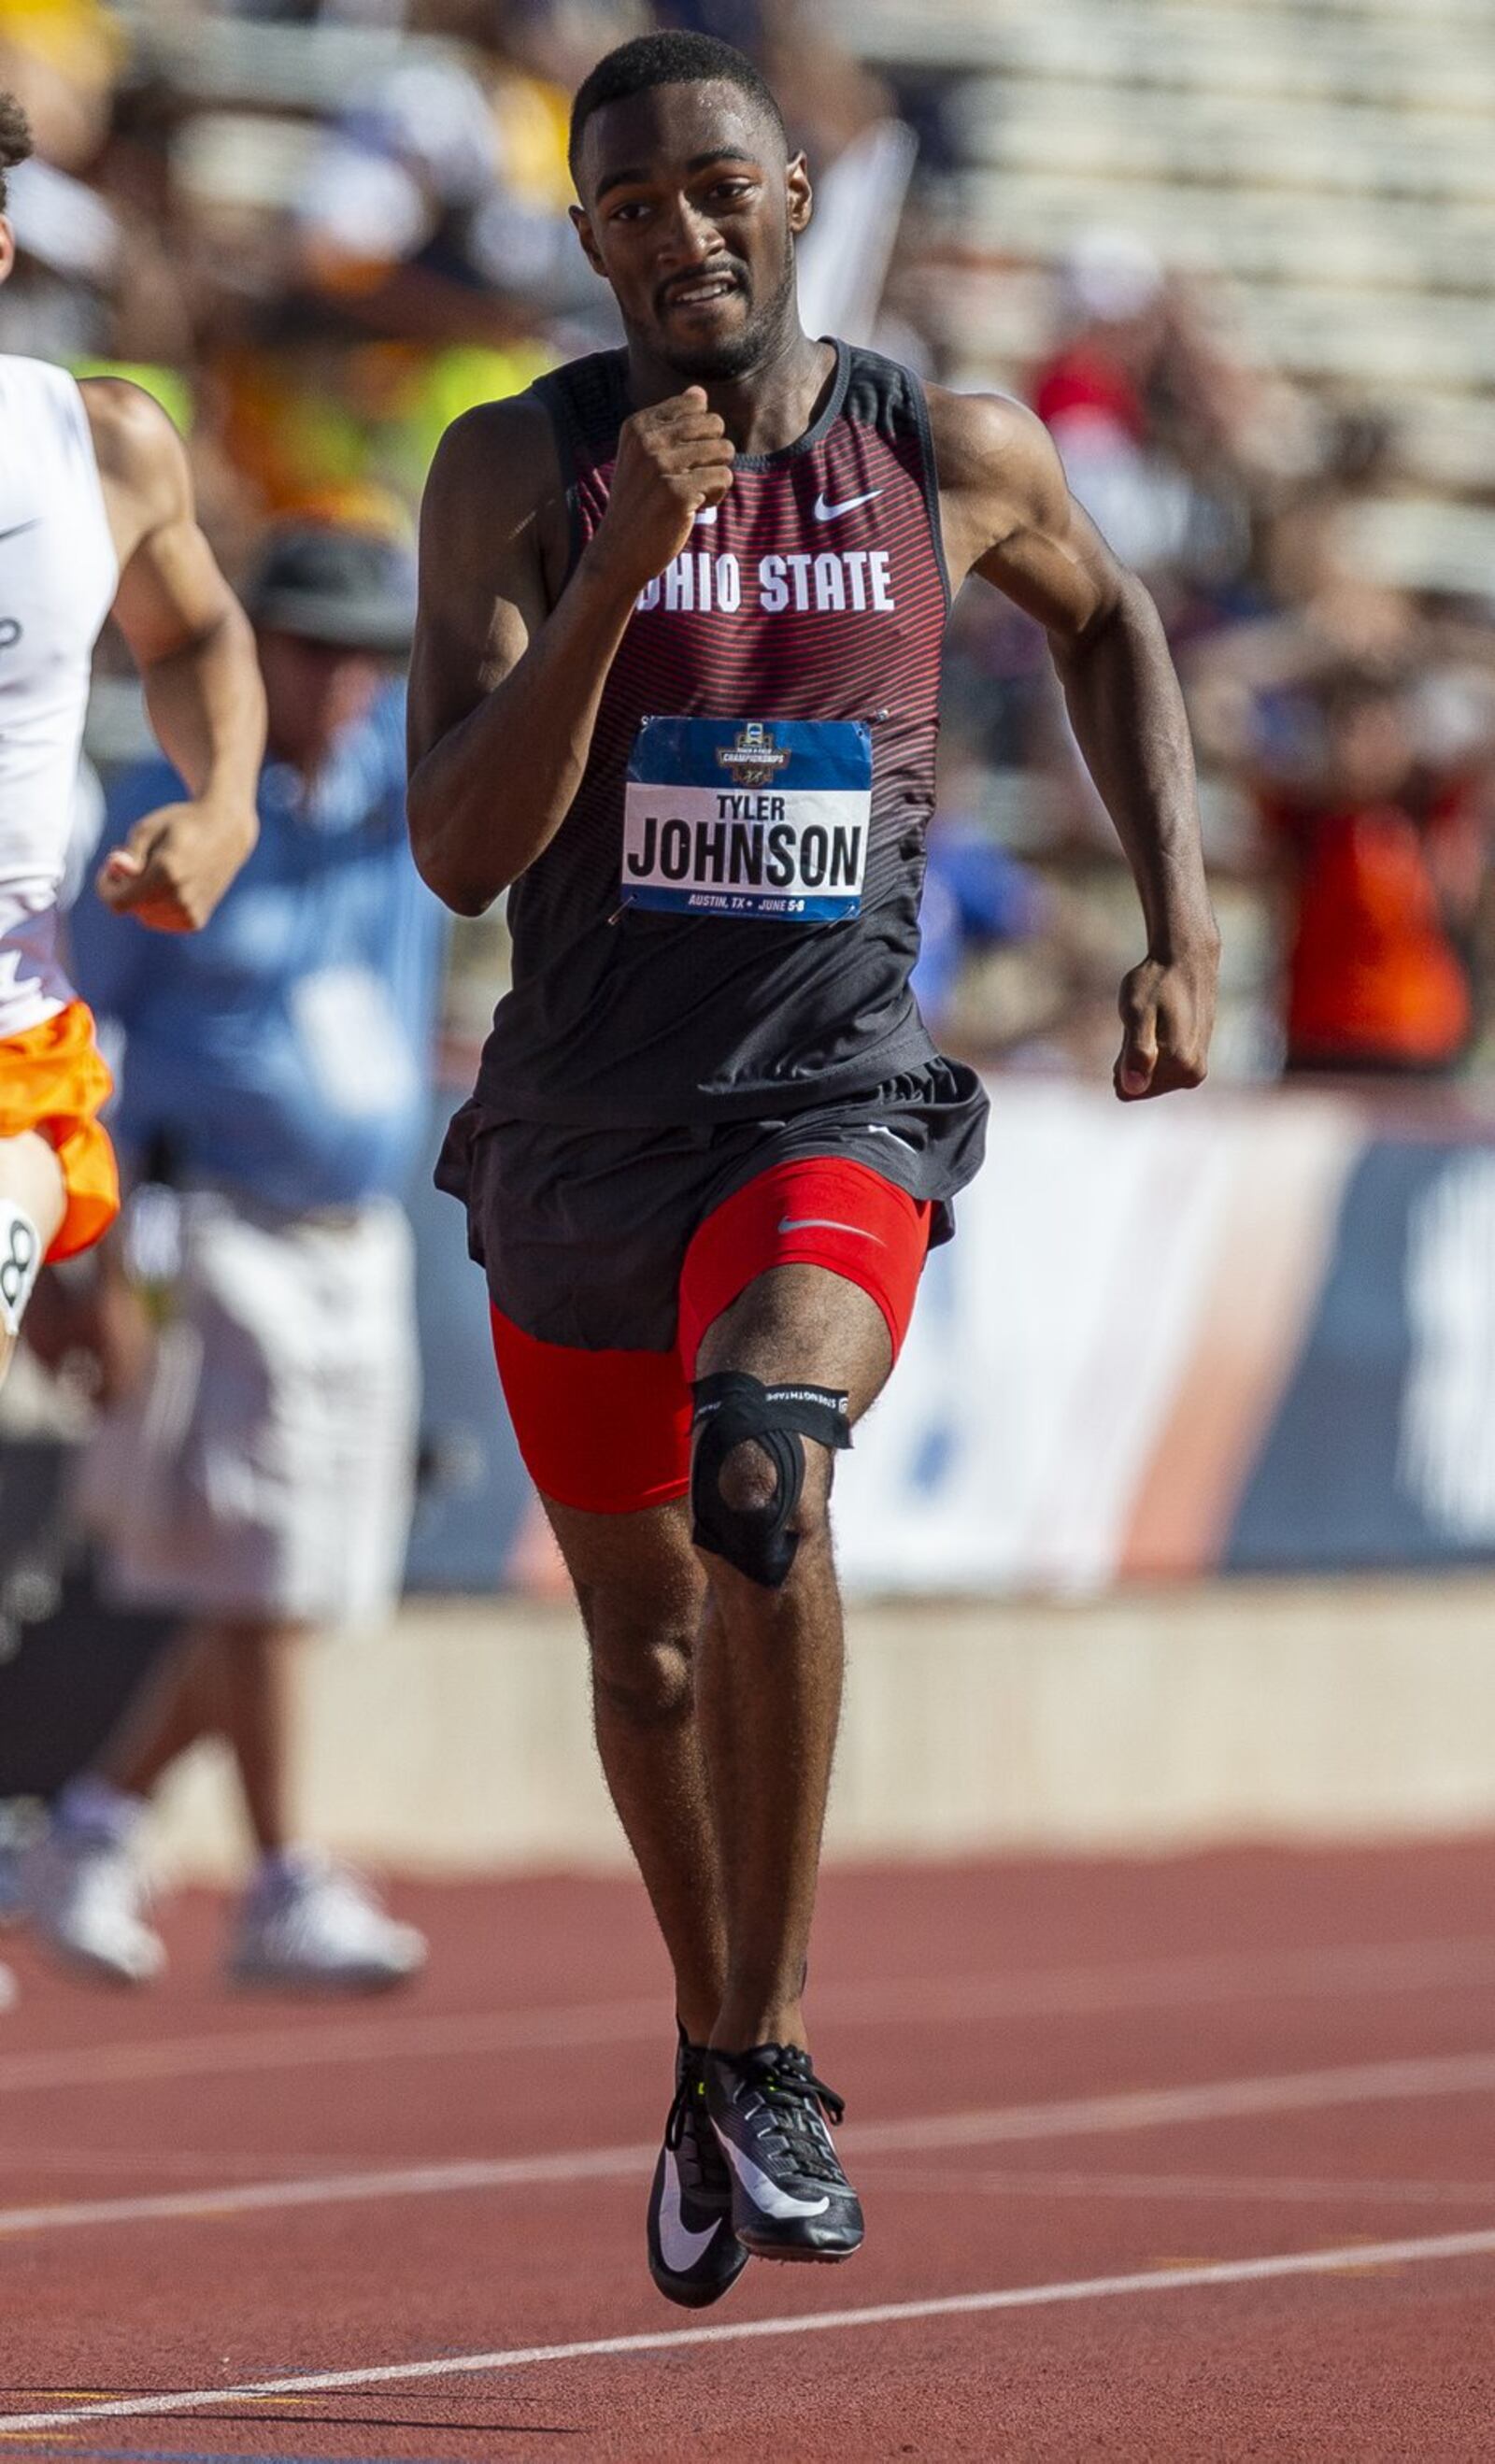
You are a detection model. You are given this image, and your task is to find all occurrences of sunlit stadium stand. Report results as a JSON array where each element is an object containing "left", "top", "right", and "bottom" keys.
[{"left": 830, "top": 0, "right": 1495, "bottom": 508}]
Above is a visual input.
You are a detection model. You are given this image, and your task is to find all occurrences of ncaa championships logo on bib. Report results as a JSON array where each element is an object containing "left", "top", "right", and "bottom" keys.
[
  {"left": 715, "top": 722, "right": 791, "bottom": 791},
  {"left": 622, "top": 715, "right": 873, "bottom": 925}
]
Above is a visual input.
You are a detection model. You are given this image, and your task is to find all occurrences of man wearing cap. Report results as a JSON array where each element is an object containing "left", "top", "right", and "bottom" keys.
[{"left": 24, "top": 517, "right": 446, "bottom": 1992}]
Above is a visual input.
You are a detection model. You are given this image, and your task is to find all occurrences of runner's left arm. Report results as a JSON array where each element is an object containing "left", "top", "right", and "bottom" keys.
[
  {"left": 930, "top": 388, "right": 1218, "bottom": 1101},
  {"left": 82, "top": 380, "right": 263, "bottom": 932}
]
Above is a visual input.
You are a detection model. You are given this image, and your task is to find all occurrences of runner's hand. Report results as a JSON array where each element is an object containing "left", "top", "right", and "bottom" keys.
[
  {"left": 97, "top": 798, "right": 258, "bottom": 933},
  {"left": 587, "top": 387, "right": 735, "bottom": 594},
  {"left": 1114, "top": 945, "right": 1217, "bottom": 1101}
]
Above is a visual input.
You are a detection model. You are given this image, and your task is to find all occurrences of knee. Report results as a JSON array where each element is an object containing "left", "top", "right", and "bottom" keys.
[
  {"left": 690, "top": 1373, "right": 847, "bottom": 1589},
  {"left": 580, "top": 1591, "right": 697, "bottom": 1730},
  {"left": 715, "top": 1437, "right": 833, "bottom": 1546}
]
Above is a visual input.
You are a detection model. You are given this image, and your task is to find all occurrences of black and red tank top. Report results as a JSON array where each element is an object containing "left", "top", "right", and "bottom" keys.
[{"left": 473, "top": 338, "right": 951, "bottom": 1126}]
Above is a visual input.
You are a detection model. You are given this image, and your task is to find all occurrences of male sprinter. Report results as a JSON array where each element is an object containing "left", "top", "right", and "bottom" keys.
[
  {"left": 0, "top": 94, "right": 263, "bottom": 1382},
  {"left": 409, "top": 32, "right": 1218, "bottom": 2304}
]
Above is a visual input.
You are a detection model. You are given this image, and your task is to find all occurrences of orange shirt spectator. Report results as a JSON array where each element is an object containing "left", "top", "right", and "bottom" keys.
[{"left": 1262, "top": 674, "right": 1481, "bottom": 1075}]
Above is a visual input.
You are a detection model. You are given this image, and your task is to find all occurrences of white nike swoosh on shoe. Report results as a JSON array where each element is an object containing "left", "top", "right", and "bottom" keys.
[
  {"left": 716, "top": 2129, "right": 830, "bottom": 2219},
  {"left": 658, "top": 2150, "right": 721, "bottom": 2272},
  {"left": 811, "top": 489, "right": 883, "bottom": 522},
  {"left": 776, "top": 1217, "right": 883, "bottom": 1241}
]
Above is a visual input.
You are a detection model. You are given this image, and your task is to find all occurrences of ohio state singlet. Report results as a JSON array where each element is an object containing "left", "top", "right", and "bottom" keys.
[{"left": 471, "top": 338, "right": 952, "bottom": 1125}]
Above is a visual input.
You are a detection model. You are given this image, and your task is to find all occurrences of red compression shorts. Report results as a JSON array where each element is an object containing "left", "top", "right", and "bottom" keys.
[{"left": 488, "top": 1154, "right": 933, "bottom": 1516}]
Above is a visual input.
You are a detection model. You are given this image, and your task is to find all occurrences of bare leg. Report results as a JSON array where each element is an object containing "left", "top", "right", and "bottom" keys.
[
  {"left": 104, "top": 1616, "right": 305, "bottom": 1855},
  {"left": 101, "top": 1629, "right": 221, "bottom": 1802},
  {"left": 691, "top": 1264, "right": 892, "bottom": 2056},
  {"left": 544, "top": 1497, "right": 726, "bottom": 2045},
  {"left": 0, "top": 1131, "right": 64, "bottom": 1386},
  {"left": 216, "top": 1618, "right": 304, "bottom": 1856}
]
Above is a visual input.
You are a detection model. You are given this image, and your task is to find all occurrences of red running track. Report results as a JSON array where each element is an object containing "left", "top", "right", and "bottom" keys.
[{"left": 6, "top": 1840, "right": 1495, "bottom": 2459}]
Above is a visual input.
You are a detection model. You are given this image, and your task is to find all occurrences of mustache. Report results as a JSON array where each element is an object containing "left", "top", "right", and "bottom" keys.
[{"left": 655, "top": 260, "right": 749, "bottom": 317}]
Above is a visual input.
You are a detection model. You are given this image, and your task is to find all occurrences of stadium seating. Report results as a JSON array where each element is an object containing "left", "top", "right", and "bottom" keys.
[{"left": 832, "top": 0, "right": 1495, "bottom": 505}]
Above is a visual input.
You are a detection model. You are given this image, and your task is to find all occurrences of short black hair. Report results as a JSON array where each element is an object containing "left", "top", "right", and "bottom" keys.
[
  {"left": 569, "top": 32, "right": 785, "bottom": 180},
  {"left": 0, "top": 92, "right": 33, "bottom": 215}
]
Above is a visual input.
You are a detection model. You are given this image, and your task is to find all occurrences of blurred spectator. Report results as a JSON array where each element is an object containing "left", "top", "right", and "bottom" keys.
[
  {"left": 1032, "top": 231, "right": 1262, "bottom": 610},
  {"left": 1191, "top": 620, "right": 1495, "bottom": 1077},
  {"left": 914, "top": 743, "right": 1051, "bottom": 1041},
  {"left": 24, "top": 516, "right": 444, "bottom": 1992}
]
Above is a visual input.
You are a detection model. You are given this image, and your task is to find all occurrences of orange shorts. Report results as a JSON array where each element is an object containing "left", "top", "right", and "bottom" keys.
[{"left": 0, "top": 1001, "right": 120, "bottom": 1260}]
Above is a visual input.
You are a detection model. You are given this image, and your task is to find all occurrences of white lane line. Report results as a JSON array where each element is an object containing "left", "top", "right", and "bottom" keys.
[
  {"left": 0, "top": 2144, "right": 398, "bottom": 2181},
  {"left": 8, "top": 2049, "right": 1495, "bottom": 2242},
  {"left": 6, "top": 2226, "right": 1495, "bottom": 2434},
  {"left": 0, "top": 2144, "right": 650, "bottom": 2237},
  {"left": 830, "top": 1937, "right": 1495, "bottom": 2028},
  {"left": 81, "top": 2158, "right": 1483, "bottom": 2213},
  {"left": 847, "top": 2050, "right": 1495, "bottom": 2155},
  {"left": 0, "top": 1997, "right": 665, "bottom": 2097},
  {"left": 7, "top": 1934, "right": 1495, "bottom": 2098},
  {"left": 860, "top": 2166, "right": 1495, "bottom": 2210}
]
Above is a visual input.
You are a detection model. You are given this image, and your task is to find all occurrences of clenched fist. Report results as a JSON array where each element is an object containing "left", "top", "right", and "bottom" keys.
[
  {"left": 1113, "top": 939, "right": 1218, "bottom": 1102},
  {"left": 586, "top": 388, "right": 735, "bottom": 597},
  {"left": 97, "top": 797, "right": 258, "bottom": 933}
]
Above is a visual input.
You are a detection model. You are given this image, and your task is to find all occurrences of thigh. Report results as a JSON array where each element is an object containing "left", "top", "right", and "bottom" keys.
[
  {"left": 689, "top": 1268, "right": 890, "bottom": 1558},
  {"left": 0, "top": 1004, "right": 118, "bottom": 1262},
  {"left": 453, "top": 1111, "right": 712, "bottom": 1515},
  {"left": 677, "top": 1154, "right": 932, "bottom": 1391},
  {"left": 544, "top": 1490, "right": 705, "bottom": 1636},
  {"left": 452, "top": 1108, "right": 704, "bottom": 1354},
  {"left": 492, "top": 1311, "right": 694, "bottom": 1515},
  {"left": 0, "top": 1129, "right": 65, "bottom": 1258},
  {"left": 693, "top": 1263, "right": 895, "bottom": 1427}
]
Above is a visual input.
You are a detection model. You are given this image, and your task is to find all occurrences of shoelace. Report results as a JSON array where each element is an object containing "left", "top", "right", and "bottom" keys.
[
  {"left": 727, "top": 2045, "right": 848, "bottom": 2186},
  {"left": 664, "top": 2048, "right": 730, "bottom": 2196},
  {"left": 663, "top": 2065, "right": 696, "bottom": 2154}
]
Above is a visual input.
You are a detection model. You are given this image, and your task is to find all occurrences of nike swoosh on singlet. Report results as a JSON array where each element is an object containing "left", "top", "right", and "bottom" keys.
[
  {"left": 811, "top": 489, "right": 883, "bottom": 522},
  {"left": 777, "top": 1217, "right": 883, "bottom": 1242},
  {"left": 0, "top": 520, "right": 41, "bottom": 545},
  {"left": 657, "top": 2149, "right": 720, "bottom": 2272}
]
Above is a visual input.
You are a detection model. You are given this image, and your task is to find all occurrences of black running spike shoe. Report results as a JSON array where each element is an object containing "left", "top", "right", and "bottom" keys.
[
  {"left": 704, "top": 2043, "right": 864, "bottom": 2262},
  {"left": 647, "top": 2031, "right": 752, "bottom": 2309}
]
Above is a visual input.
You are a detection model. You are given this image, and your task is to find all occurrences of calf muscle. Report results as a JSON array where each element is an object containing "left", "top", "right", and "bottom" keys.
[
  {"left": 542, "top": 1269, "right": 893, "bottom": 2054},
  {"left": 691, "top": 1266, "right": 890, "bottom": 2051}
]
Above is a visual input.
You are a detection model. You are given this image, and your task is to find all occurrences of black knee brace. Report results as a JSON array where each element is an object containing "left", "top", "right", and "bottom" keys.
[{"left": 690, "top": 1370, "right": 852, "bottom": 1589}]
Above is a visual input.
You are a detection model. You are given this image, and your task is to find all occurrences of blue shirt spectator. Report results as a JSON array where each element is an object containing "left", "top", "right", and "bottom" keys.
[
  {"left": 912, "top": 821, "right": 1047, "bottom": 1033},
  {"left": 72, "top": 679, "right": 445, "bottom": 1213}
]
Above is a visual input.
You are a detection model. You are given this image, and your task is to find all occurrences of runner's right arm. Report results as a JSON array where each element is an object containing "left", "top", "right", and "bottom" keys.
[{"left": 407, "top": 386, "right": 734, "bottom": 915}]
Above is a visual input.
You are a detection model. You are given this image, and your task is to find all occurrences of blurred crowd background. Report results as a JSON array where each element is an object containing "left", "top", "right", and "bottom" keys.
[{"left": 5, "top": 0, "right": 1493, "bottom": 1091}]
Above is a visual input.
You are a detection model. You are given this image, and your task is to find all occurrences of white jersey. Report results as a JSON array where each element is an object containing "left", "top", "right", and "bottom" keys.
[{"left": 0, "top": 356, "right": 118, "bottom": 1038}]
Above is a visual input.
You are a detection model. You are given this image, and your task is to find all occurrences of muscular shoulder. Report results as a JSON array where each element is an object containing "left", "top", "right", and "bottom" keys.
[
  {"left": 924, "top": 383, "right": 1070, "bottom": 577},
  {"left": 79, "top": 377, "right": 190, "bottom": 553},
  {"left": 424, "top": 389, "right": 561, "bottom": 530},
  {"left": 80, "top": 377, "right": 187, "bottom": 503},
  {"left": 421, "top": 385, "right": 568, "bottom": 603}
]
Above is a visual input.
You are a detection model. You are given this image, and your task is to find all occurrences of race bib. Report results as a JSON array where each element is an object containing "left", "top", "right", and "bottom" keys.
[{"left": 622, "top": 717, "right": 872, "bottom": 922}]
